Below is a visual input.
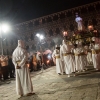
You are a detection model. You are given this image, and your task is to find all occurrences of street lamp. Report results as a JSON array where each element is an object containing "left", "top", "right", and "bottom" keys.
[
  {"left": 36, "top": 33, "right": 44, "bottom": 49},
  {"left": 36, "top": 33, "right": 45, "bottom": 72},
  {"left": 0, "top": 23, "right": 10, "bottom": 55},
  {"left": 36, "top": 33, "right": 44, "bottom": 41},
  {"left": 63, "top": 31, "right": 68, "bottom": 36}
]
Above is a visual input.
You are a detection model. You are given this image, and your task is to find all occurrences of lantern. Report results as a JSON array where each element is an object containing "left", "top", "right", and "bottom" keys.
[
  {"left": 63, "top": 31, "right": 67, "bottom": 36},
  {"left": 88, "top": 25, "right": 94, "bottom": 31}
]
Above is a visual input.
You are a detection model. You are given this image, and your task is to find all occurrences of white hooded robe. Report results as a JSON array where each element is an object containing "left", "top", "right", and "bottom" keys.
[
  {"left": 60, "top": 41, "right": 75, "bottom": 74},
  {"left": 52, "top": 49, "right": 64, "bottom": 74},
  {"left": 12, "top": 40, "right": 33, "bottom": 95}
]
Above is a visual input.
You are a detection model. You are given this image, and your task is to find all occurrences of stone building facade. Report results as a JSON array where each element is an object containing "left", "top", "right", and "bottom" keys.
[{"left": 0, "top": 1, "right": 100, "bottom": 55}]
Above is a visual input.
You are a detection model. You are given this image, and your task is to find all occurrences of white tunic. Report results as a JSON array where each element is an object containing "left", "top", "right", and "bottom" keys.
[
  {"left": 87, "top": 52, "right": 92, "bottom": 64},
  {"left": 83, "top": 48, "right": 88, "bottom": 66},
  {"left": 92, "top": 44, "right": 100, "bottom": 69},
  {"left": 52, "top": 50, "right": 56, "bottom": 65},
  {"left": 87, "top": 44, "right": 94, "bottom": 64},
  {"left": 12, "top": 46, "right": 33, "bottom": 95},
  {"left": 52, "top": 50, "right": 64, "bottom": 74},
  {"left": 74, "top": 47, "right": 85, "bottom": 71},
  {"left": 87, "top": 47, "right": 92, "bottom": 64},
  {"left": 60, "top": 44, "right": 75, "bottom": 74}
]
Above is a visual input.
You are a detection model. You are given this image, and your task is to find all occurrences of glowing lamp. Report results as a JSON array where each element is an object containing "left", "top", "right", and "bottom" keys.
[
  {"left": 47, "top": 60, "right": 49, "bottom": 63},
  {"left": 93, "top": 30, "right": 98, "bottom": 37},
  {"left": 73, "top": 33, "right": 76, "bottom": 37},
  {"left": 63, "top": 31, "right": 67, "bottom": 36},
  {"left": 88, "top": 25, "right": 93, "bottom": 31},
  {"left": 27, "top": 64, "right": 30, "bottom": 68},
  {"left": 40, "top": 35, "right": 44, "bottom": 40},
  {"left": 36, "top": 34, "right": 40, "bottom": 37},
  {"left": 93, "top": 30, "right": 97, "bottom": 33},
  {"left": 0, "top": 24, "right": 10, "bottom": 33},
  {"left": 47, "top": 54, "right": 51, "bottom": 59}
]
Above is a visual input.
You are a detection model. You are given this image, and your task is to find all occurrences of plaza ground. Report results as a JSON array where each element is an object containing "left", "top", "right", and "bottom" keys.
[{"left": 0, "top": 66, "right": 100, "bottom": 100}]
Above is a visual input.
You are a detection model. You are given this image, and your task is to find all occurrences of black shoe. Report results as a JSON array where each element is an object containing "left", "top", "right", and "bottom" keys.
[{"left": 58, "top": 73, "right": 61, "bottom": 75}]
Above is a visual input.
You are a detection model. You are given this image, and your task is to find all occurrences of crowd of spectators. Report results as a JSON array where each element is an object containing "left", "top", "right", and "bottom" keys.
[
  {"left": 0, "top": 52, "right": 54, "bottom": 81},
  {"left": 0, "top": 55, "right": 15, "bottom": 81},
  {"left": 27, "top": 52, "right": 54, "bottom": 72}
]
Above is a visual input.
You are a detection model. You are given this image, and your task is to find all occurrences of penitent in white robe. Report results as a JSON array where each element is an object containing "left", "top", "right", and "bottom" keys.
[
  {"left": 87, "top": 51, "right": 92, "bottom": 64},
  {"left": 12, "top": 47, "right": 33, "bottom": 95},
  {"left": 52, "top": 50, "right": 64, "bottom": 74},
  {"left": 52, "top": 50, "right": 56, "bottom": 65},
  {"left": 60, "top": 44, "right": 75, "bottom": 74},
  {"left": 82, "top": 48, "right": 88, "bottom": 67},
  {"left": 74, "top": 47, "right": 85, "bottom": 71},
  {"left": 92, "top": 44, "right": 100, "bottom": 70}
]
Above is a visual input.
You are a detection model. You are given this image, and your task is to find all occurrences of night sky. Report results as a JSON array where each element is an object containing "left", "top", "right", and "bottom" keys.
[{"left": 0, "top": 0, "right": 99, "bottom": 25}]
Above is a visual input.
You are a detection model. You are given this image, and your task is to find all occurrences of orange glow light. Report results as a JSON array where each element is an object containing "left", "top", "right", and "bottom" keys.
[
  {"left": 27, "top": 64, "right": 30, "bottom": 68},
  {"left": 93, "top": 30, "right": 97, "bottom": 33},
  {"left": 88, "top": 25, "right": 93, "bottom": 31},
  {"left": 47, "top": 60, "right": 49, "bottom": 63},
  {"left": 63, "top": 31, "right": 67, "bottom": 36}
]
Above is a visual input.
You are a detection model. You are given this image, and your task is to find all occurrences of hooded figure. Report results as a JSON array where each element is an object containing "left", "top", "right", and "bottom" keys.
[
  {"left": 52, "top": 45, "right": 58, "bottom": 65},
  {"left": 74, "top": 41, "right": 85, "bottom": 72},
  {"left": 60, "top": 40, "right": 75, "bottom": 77},
  {"left": 92, "top": 43, "right": 100, "bottom": 70},
  {"left": 52, "top": 46, "right": 64, "bottom": 75},
  {"left": 12, "top": 40, "right": 34, "bottom": 97}
]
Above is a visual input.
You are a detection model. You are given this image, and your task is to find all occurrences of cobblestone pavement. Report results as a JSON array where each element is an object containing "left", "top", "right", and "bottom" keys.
[{"left": 0, "top": 66, "right": 100, "bottom": 100}]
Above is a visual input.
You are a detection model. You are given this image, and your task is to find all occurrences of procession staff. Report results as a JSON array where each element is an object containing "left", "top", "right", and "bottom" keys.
[{"left": 12, "top": 40, "right": 34, "bottom": 98}]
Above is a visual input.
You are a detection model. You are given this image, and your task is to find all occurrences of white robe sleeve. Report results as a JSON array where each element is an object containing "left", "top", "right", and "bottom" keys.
[
  {"left": 12, "top": 55, "right": 17, "bottom": 69},
  {"left": 73, "top": 49, "right": 76, "bottom": 54},
  {"left": 52, "top": 51, "right": 55, "bottom": 58},
  {"left": 60, "top": 47, "right": 63, "bottom": 61},
  {"left": 19, "top": 51, "right": 27, "bottom": 68}
]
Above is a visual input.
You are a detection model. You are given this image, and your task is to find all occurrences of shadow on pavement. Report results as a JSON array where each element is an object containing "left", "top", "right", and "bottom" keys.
[
  {"left": 31, "top": 66, "right": 54, "bottom": 77},
  {"left": 0, "top": 80, "right": 11, "bottom": 85},
  {"left": 59, "top": 70, "right": 100, "bottom": 82},
  {"left": 17, "top": 94, "right": 42, "bottom": 100}
]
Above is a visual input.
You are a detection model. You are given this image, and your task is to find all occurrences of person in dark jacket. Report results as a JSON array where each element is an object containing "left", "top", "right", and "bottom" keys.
[{"left": 8, "top": 56, "right": 15, "bottom": 78}]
